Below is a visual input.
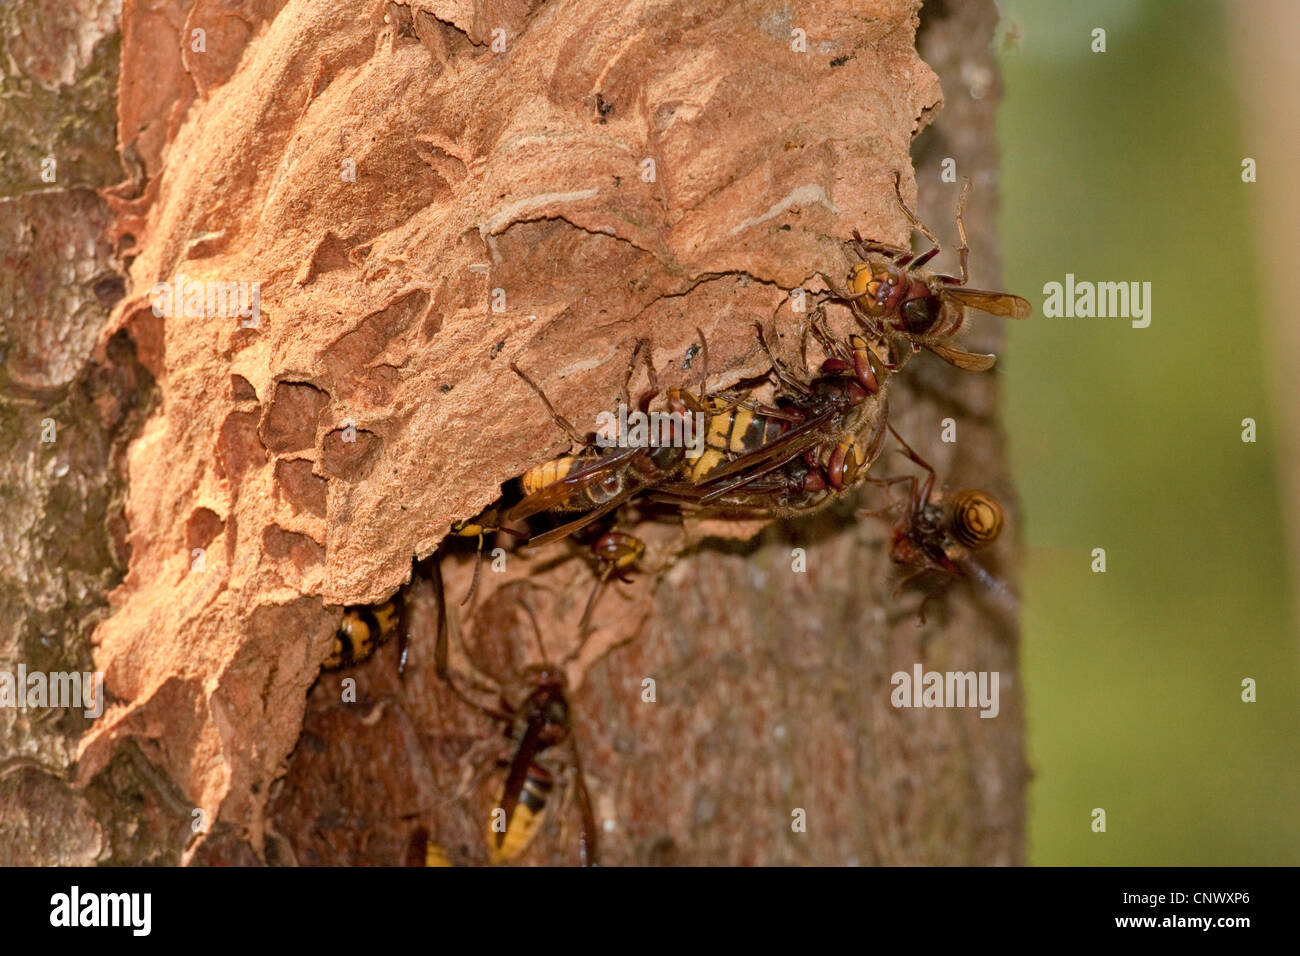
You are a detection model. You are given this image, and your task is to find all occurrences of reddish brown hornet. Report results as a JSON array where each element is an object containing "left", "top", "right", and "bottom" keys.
[
  {"left": 861, "top": 424, "right": 1017, "bottom": 621},
  {"left": 432, "top": 568, "right": 598, "bottom": 866},
  {"left": 824, "top": 172, "right": 1031, "bottom": 371}
]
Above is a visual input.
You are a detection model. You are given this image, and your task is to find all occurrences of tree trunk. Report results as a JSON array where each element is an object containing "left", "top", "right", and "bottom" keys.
[{"left": 1, "top": 0, "right": 1025, "bottom": 866}]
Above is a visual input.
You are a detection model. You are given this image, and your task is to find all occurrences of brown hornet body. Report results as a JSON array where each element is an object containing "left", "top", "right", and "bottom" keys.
[
  {"left": 826, "top": 172, "right": 1031, "bottom": 371},
  {"left": 506, "top": 339, "right": 697, "bottom": 546},
  {"left": 861, "top": 425, "right": 1007, "bottom": 603},
  {"left": 484, "top": 664, "right": 595, "bottom": 865},
  {"left": 431, "top": 563, "right": 598, "bottom": 866},
  {"left": 408, "top": 174, "right": 1027, "bottom": 866},
  {"left": 653, "top": 325, "right": 888, "bottom": 516}
]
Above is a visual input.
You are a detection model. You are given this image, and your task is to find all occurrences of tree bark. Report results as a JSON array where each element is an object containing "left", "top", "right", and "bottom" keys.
[{"left": 1, "top": 0, "right": 1025, "bottom": 866}]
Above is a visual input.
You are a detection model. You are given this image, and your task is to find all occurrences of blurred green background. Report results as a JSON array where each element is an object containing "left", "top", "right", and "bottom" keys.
[{"left": 995, "top": 0, "right": 1300, "bottom": 864}]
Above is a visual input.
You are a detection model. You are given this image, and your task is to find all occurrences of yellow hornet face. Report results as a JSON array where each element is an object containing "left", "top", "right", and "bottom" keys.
[{"left": 848, "top": 262, "right": 905, "bottom": 317}]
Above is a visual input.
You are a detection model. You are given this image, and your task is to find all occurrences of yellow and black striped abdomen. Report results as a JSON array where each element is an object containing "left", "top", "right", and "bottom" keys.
[
  {"left": 521, "top": 455, "right": 581, "bottom": 496},
  {"left": 521, "top": 451, "right": 625, "bottom": 512},
  {"left": 688, "top": 447, "right": 729, "bottom": 483},
  {"left": 948, "top": 490, "right": 1003, "bottom": 550},
  {"left": 689, "top": 406, "right": 786, "bottom": 483},
  {"left": 487, "top": 766, "right": 554, "bottom": 864},
  {"left": 705, "top": 406, "right": 784, "bottom": 454},
  {"left": 325, "top": 599, "right": 400, "bottom": 670}
]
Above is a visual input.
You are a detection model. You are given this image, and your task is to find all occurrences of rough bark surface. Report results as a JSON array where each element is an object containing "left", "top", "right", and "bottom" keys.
[
  {"left": 0, "top": 0, "right": 179, "bottom": 866},
  {"left": 2, "top": 0, "right": 1025, "bottom": 866}
]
